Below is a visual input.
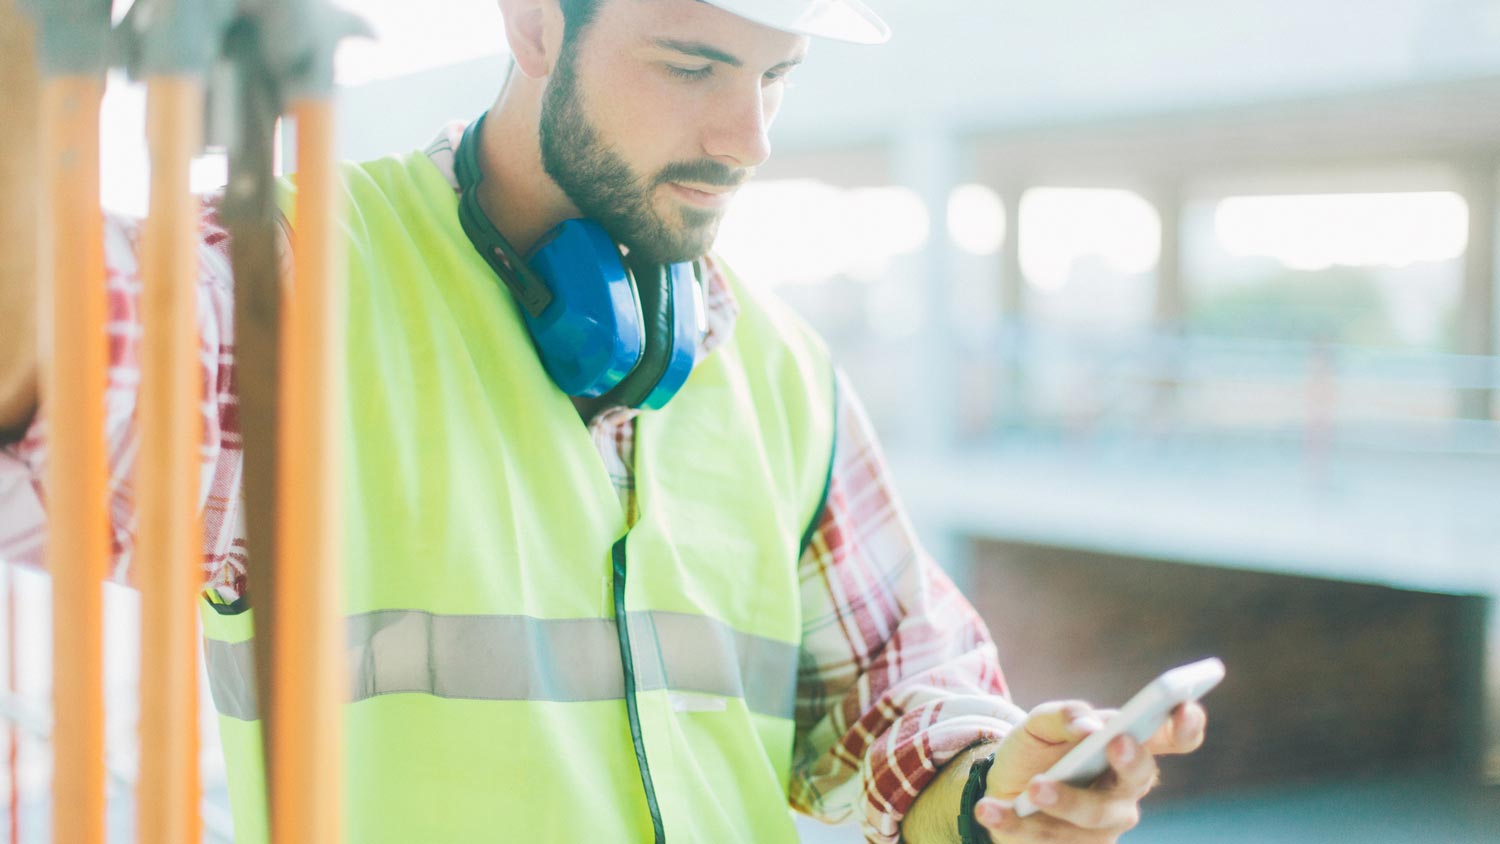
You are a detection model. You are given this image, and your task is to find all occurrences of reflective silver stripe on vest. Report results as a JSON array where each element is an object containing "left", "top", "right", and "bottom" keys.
[{"left": 203, "top": 610, "right": 799, "bottom": 722}]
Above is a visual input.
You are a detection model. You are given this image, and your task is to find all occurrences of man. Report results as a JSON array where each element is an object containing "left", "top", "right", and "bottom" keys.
[{"left": 0, "top": 0, "right": 1207, "bottom": 841}]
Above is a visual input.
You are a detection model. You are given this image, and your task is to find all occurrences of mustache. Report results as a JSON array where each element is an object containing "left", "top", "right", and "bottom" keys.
[{"left": 655, "top": 159, "right": 752, "bottom": 189}]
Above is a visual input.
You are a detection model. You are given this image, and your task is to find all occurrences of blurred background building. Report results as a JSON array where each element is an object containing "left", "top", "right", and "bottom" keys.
[{"left": 2, "top": 0, "right": 1498, "bottom": 840}]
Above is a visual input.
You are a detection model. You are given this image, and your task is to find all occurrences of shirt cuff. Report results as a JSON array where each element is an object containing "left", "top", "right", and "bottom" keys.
[{"left": 861, "top": 701, "right": 1025, "bottom": 844}]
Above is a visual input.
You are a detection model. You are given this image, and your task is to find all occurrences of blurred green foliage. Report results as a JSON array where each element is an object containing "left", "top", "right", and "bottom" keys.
[{"left": 1188, "top": 267, "right": 1402, "bottom": 346}]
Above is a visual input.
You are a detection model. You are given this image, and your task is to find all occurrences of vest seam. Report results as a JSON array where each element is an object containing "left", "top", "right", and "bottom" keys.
[
  {"left": 612, "top": 536, "right": 668, "bottom": 843},
  {"left": 797, "top": 369, "right": 839, "bottom": 560}
]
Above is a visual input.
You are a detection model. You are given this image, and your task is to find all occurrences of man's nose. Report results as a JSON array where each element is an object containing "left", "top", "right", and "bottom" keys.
[{"left": 702, "top": 82, "right": 772, "bottom": 170}]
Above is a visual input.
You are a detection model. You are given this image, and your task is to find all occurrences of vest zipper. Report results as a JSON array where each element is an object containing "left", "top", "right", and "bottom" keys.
[{"left": 612, "top": 536, "right": 666, "bottom": 843}]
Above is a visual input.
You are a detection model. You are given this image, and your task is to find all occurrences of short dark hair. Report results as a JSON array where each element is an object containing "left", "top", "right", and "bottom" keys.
[
  {"left": 501, "top": 0, "right": 600, "bottom": 90},
  {"left": 559, "top": 0, "right": 605, "bottom": 44}
]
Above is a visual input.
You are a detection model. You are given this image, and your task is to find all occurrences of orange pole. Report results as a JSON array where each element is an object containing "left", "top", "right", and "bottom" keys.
[
  {"left": 40, "top": 72, "right": 109, "bottom": 844},
  {"left": 270, "top": 99, "right": 345, "bottom": 844},
  {"left": 136, "top": 75, "right": 205, "bottom": 844}
]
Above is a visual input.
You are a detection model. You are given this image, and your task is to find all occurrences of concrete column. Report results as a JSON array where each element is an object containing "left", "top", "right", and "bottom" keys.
[
  {"left": 1150, "top": 182, "right": 1187, "bottom": 329},
  {"left": 997, "top": 185, "right": 1028, "bottom": 428},
  {"left": 1148, "top": 182, "right": 1188, "bottom": 427},
  {"left": 999, "top": 186, "right": 1025, "bottom": 324},
  {"left": 1457, "top": 158, "right": 1498, "bottom": 420},
  {"left": 890, "top": 124, "right": 969, "bottom": 587},
  {"left": 891, "top": 123, "right": 964, "bottom": 454},
  {"left": 1455, "top": 156, "right": 1500, "bottom": 784}
]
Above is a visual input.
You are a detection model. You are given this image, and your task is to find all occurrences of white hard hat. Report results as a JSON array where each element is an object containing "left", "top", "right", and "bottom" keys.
[{"left": 703, "top": 0, "right": 890, "bottom": 45}]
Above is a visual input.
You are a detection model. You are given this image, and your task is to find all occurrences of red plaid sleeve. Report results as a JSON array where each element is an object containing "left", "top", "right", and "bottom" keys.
[
  {"left": 0, "top": 199, "right": 251, "bottom": 597},
  {"left": 789, "top": 371, "right": 1026, "bottom": 843}
]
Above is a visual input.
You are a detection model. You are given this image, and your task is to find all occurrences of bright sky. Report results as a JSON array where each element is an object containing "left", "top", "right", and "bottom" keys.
[
  {"left": 1019, "top": 188, "right": 1162, "bottom": 291},
  {"left": 715, "top": 180, "right": 929, "bottom": 286},
  {"left": 719, "top": 182, "right": 1472, "bottom": 290},
  {"left": 948, "top": 184, "right": 1006, "bottom": 256},
  {"left": 330, "top": 0, "right": 508, "bottom": 87},
  {"left": 1215, "top": 192, "right": 1469, "bottom": 271}
]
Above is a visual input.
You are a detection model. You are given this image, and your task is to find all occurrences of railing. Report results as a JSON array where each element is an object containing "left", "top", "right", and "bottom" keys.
[
  {"left": 976, "top": 323, "right": 1500, "bottom": 459},
  {"left": 1, "top": 2, "right": 362, "bottom": 841},
  {"left": 0, "top": 691, "right": 234, "bottom": 843}
]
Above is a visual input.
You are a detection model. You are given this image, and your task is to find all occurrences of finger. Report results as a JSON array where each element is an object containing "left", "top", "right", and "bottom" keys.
[
  {"left": 1144, "top": 703, "right": 1207, "bottom": 756},
  {"left": 1020, "top": 700, "right": 1105, "bottom": 747},
  {"left": 986, "top": 701, "right": 1108, "bottom": 799},
  {"left": 972, "top": 797, "right": 1012, "bottom": 833},
  {"left": 1105, "top": 735, "right": 1160, "bottom": 799},
  {"left": 976, "top": 797, "right": 1112, "bottom": 843},
  {"left": 1018, "top": 778, "right": 1144, "bottom": 832}
]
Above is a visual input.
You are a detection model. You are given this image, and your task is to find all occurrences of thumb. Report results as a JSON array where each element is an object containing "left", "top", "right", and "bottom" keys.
[{"left": 985, "top": 701, "right": 1104, "bottom": 798}]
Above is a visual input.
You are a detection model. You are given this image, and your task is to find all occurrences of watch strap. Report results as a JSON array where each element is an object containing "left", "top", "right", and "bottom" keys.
[{"left": 958, "top": 749, "right": 997, "bottom": 844}]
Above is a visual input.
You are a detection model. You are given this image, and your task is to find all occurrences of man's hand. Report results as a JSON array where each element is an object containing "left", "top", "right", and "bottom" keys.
[{"left": 972, "top": 700, "right": 1207, "bottom": 842}]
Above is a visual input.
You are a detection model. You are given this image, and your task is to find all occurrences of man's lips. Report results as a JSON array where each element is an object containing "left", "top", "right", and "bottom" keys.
[{"left": 668, "top": 182, "right": 735, "bottom": 209}]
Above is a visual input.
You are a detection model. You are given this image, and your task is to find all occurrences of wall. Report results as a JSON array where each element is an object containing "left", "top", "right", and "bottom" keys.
[{"left": 967, "top": 539, "right": 1488, "bottom": 798}]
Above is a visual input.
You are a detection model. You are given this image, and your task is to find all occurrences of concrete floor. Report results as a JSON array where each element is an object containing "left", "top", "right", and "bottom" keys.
[
  {"left": 794, "top": 766, "right": 1500, "bottom": 844},
  {"left": 1126, "top": 768, "right": 1500, "bottom": 844}
]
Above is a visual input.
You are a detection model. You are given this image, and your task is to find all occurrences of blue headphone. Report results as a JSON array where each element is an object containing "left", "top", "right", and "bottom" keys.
[{"left": 453, "top": 112, "right": 702, "bottom": 410}]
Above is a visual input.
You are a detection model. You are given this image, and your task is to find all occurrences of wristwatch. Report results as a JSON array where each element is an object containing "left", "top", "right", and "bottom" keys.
[{"left": 957, "top": 749, "right": 997, "bottom": 844}]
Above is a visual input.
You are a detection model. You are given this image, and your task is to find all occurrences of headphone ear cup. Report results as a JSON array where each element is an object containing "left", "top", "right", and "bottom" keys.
[
  {"left": 643, "top": 261, "right": 702, "bottom": 409},
  {"left": 599, "top": 260, "right": 674, "bottom": 409},
  {"left": 524, "top": 221, "right": 647, "bottom": 397},
  {"left": 598, "top": 258, "right": 701, "bottom": 410}
]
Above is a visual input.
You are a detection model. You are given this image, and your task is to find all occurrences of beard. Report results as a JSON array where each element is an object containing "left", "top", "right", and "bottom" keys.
[{"left": 539, "top": 45, "right": 746, "bottom": 266}]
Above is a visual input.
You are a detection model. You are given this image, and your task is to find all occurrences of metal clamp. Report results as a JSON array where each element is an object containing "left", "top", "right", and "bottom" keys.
[
  {"left": 24, "top": 0, "right": 111, "bottom": 76},
  {"left": 248, "top": 0, "right": 371, "bottom": 99},
  {"left": 113, "top": 0, "right": 236, "bottom": 79}
]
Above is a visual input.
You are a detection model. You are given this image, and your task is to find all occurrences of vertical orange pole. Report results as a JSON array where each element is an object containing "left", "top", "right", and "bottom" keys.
[
  {"left": 40, "top": 70, "right": 109, "bottom": 844},
  {"left": 271, "top": 100, "right": 345, "bottom": 844},
  {"left": 136, "top": 75, "right": 205, "bottom": 844}
]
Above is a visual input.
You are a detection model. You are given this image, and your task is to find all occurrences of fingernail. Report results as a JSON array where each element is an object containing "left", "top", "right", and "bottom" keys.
[
  {"left": 1030, "top": 780, "right": 1058, "bottom": 806},
  {"left": 1114, "top": 737, "right": 1136, "bottom": 764},
  {"left": 976, "top": 801, "right": 1006, "bottom": 826},
  {"left": 1071, "top": 715, "right": 1105, "bottom": 735}
]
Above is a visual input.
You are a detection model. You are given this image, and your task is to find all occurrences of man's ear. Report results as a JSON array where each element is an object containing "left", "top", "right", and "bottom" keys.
[{"left": 497, "top": 0, "right": 565, "bottom": 79}]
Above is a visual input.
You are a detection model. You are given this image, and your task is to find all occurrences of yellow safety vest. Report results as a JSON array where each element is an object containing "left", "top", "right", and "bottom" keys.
[{"left": 198, "top": 149, "right": 837, "bottom": 843}]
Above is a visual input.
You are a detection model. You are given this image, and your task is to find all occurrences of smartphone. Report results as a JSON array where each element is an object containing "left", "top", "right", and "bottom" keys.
[{"left": 1013, "top": 657, "right": 1225, "bottom": 818}]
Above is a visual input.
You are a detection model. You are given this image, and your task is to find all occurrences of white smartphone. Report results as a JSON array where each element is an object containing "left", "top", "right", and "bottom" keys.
[{"left": 1013, "top": 657, "right": 1225, "bottom": 818}]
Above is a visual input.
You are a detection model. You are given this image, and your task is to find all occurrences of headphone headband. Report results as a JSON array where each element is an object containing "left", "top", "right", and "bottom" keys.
[{"left": 455, "top": 114, "right": 554, "bottom": 318}]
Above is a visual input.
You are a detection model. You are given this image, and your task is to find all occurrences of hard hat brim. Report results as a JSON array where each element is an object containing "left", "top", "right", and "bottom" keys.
[{"left": 703, "top": 0, "right": 891, "bottom": 45}]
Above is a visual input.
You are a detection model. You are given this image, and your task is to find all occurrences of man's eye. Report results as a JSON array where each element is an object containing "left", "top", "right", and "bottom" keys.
[{"left": 667, "top": 64, "right": 713, "bottom": 80}]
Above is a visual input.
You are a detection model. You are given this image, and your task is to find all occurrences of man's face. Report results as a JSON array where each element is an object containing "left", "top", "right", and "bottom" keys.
[{"left": 539, "top": 0, "right": 808, "bottom": 265}]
